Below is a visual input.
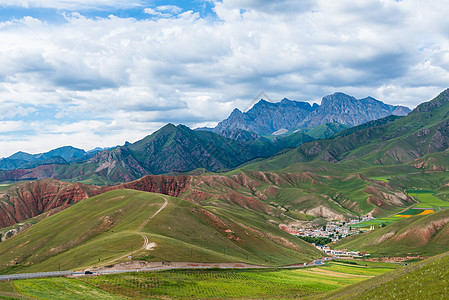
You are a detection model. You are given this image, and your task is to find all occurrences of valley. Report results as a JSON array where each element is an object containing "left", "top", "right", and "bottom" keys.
[{"left": 1, "top": 89, "right": 449, "bottom": 298}]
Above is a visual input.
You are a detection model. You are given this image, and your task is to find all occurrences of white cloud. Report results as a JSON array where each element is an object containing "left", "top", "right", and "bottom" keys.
[
  {"left": 144, "top": 5, "right": 183, "bottom": 17},
  {"left": 0, "top": 0, "right": 449, "bottom": 156},
  {"left": 0, "top": 0, "right": 142, "bottom": 10}
]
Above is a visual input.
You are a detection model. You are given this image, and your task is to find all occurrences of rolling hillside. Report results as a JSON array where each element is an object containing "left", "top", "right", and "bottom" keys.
[
  {"left": 182, "top": 170, "right": 413, "bottom": 221},
  {"left": 0, "top": 189, "right": 321, "bottom": 274},
  {"left": 334, "top": 208, "right": 449, "bottom": 257},
  {"left": 319, "top": 250, "right": 449, "bottom": 299},
  {"left": 0, "top": 167, "right": 415, "bottom": 235}
]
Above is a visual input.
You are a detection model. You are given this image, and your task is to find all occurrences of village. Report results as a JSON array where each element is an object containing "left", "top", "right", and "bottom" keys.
[
  {"left": 279, "top": 215, "right": 374, "bottom": 257},
  {"left": 280, "top": 215, "right": 374, "bottom": 241}
]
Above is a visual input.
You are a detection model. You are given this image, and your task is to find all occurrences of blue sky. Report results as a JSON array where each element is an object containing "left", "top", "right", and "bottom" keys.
[
  {"left": 0, "top": 1, "right": 216, "bottom": 22},
  {"left": 0, "top": 0, "right": 449, "bottom": 157}
]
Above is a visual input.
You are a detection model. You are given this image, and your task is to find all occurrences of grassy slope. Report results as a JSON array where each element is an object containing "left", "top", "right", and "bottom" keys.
[
  {"left": 0, "top": 189, "right": 321, "bottom": 274},
  {"left": 187, "top": 169, "right": 414, "bottom": 221},
  {"left": 334, "top": 208, "right": 449, "bottom": 257},
  {"left": 319, "top": 251, "right": 449, "bottom": 299},
  {"left": 304, "top": 122, "right": 350, "bottom": 139}
]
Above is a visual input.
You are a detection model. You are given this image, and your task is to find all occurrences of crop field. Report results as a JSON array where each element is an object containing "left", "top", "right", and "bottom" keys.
[
  {"left": 407, "top": 191, "right": 449, "bottom": 210},
  {"left": 6, "top": 262, "right": 396, "bottom": 299},
  {"left": 394, "top": 208, "right": 433, "bottom": 218},
  {"left": 352, "top": 190, "right": 449, "bottom": 229},
  {"left": 370, "top": 176, "right": 390, "bottom": 183},
  {"left": 350, "top": 216, "right": 398, "bottom": 229}
]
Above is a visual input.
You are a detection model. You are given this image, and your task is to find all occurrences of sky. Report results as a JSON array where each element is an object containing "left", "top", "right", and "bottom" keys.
[{"left": 0, "top": 0, "right": 449, "bottom": 157}]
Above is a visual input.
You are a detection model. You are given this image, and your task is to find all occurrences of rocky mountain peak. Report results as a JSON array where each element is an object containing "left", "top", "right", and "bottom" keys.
[{"left": 213, "top": 92, "right": 412, "bottom": 139}]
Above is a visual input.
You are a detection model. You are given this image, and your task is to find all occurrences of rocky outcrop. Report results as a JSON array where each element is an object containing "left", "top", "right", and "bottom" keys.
[
  {"left": 300, "top": 93, "right": 410, "bottom": 128},
  {"left": 214, "top": 99, "right": 317, "bottom": 136},
  {"left": 0, "top": 175, "right": 192, "bottom": 229},
  {"left": 0, "top": 180, "right": 102, "bottom": 228},
  {"left": 114, "top": 175, "right": 191, "bottom": 197}
]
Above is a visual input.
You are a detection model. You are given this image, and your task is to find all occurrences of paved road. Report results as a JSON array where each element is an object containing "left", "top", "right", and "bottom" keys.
[{"left": 0, "top": 257, "right": 335, "bottom": 281}]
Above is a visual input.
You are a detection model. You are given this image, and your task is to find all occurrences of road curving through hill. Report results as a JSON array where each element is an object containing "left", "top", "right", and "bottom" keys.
[{"left": 94, "top": 195, "right": 168, "bottom": 268}]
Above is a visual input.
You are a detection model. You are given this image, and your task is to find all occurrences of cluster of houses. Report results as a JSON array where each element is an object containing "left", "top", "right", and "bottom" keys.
[
  {"left": 280, "top": 215, "right": 375, "bottom": 242},
  {"left": 314, "top": 245, "right": 369, "bottom": 258}
]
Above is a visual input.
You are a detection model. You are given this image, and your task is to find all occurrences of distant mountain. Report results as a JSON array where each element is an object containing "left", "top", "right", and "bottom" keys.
[
  {"left": 213, "top": 99, "right": 318, "bottom": 137},
  {"left": 244, "top": 89, "right": 449, "bottom": 170},
  {"left": 213, "top": 93, "right": 410, "bottom": 139},
  {"left": 0, "top": 124, "right": 316, "bottom": 183},
  {"left": 0, "top": 146, "right": 91, "bottom": 171},
  {"left": 300, "top": 93, "right": 410, "bottom": 128}
]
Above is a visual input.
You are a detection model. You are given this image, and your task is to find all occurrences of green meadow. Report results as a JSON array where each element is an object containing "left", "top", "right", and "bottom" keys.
[
  {"left": 319, "top": 251, "right": 449, "bottom": 299},
  {"left": 3, "top": 261, "right": 396, "bottom": 299}
]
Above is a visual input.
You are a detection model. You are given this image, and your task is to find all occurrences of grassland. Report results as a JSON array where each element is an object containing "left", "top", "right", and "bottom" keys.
[
  {"left": 0, "top": 189, "right": 320, "bottom": 274},
  {"left": 335, "top": 208, "right": 449, "bottom": 257},
  {"left": 5, "top": 261, "right": 396, "bottom": 299},
  {"left": 318, "top": 251, "right": 449, "bottom": 299}
]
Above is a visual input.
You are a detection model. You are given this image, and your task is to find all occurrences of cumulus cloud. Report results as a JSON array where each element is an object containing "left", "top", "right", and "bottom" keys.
[{"left": 0, "top": 0, "right": 449, "bottom": 156}]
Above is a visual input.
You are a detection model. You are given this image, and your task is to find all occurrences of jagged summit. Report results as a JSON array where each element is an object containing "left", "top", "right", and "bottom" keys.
[{"left": 213, "top": 92, "right": 411, "bottom": 139}]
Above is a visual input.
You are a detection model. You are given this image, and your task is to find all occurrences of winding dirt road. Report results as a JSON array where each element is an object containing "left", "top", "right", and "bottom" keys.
[{"left": 97, "top": 195, "right": 168, "bottom": 267}]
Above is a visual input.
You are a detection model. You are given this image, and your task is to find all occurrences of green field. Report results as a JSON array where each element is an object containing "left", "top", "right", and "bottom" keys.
[
  {"left": 334, "top": 208, "right": 449, "bottom": 257},
  {"left": 319, "top": 251, "right": 449, "bottom": 299},
  {"left": 370, "top": 176, "right": 390, "bottom": 183},
  {"left": 4, "top": 261, "right": 396, "bottom": 299},
  {"left": 408, "top": 191, "right": 449, "bottom": 210},
  {"left": 352, "top": 190, "right": 449, "bottom": 229}
]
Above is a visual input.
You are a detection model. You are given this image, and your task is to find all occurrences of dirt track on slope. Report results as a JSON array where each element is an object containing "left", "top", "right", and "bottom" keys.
[{"left": 95, "top": 196, "right": 168, "bottom": 267}]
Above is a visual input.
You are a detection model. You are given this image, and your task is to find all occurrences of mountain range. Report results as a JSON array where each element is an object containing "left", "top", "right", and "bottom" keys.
[
  {"left": 1, "top": 89, "right": 449, "bottom": 281},
  {"left": 0, "top": 146, "right": 104, "bottom": 171},
  {"left": 0, "top": 92, "right": 411, "bottom": 183},
  {"left": 245, "top": 88, "right": 449, "bottom": 170},
  {"left": 211, "top": 92, "right": 410, "bottom": 139},
  {"left": 0, "top": 124, "right": 316, "bottom": 184}
]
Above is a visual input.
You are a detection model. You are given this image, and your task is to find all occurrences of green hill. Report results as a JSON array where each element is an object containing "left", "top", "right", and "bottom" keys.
[
  {"left": 303, "top": 122, "right": 350, "bottom": 139},
  {"left": 318, "top": 250, "right": 449, "bottom": 299},
  {"left": 0, "top": 189, "right": 321, "bottom": 274},
  {"left": 183, "top": 170, "right": 414, "bottom": 221},
  {"left": 334, "top": 208, "right": 449, "bottom": 257}
]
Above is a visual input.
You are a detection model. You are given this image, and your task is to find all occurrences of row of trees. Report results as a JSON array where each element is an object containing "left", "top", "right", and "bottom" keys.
[{"left": 298, "top": 236, "right": 332, "bottom": 245}]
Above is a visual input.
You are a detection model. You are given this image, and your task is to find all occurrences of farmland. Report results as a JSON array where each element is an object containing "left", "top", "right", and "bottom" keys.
[
  {"left": 351, "top": 190, "right": 449, "bottom": 229},
  {"left": 407, "top": 190, "right": 449, "bottom": 210},
  {"left": 3, "top": 261, "right": 397, "bottom": 299},
  {"left": 334, "top": 208, "right": 449, "bottom": 257},
  {"left": 319, "top": 251, "right": 449, "bottom": 299}
]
